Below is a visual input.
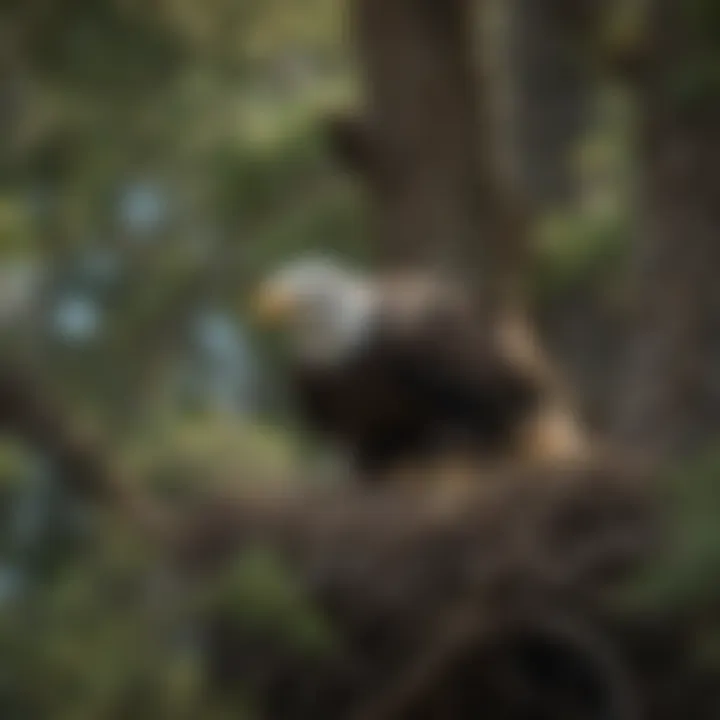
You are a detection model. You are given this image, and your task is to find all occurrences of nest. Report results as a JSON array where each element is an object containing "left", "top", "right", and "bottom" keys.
[{"left": 175, "top": 463, "right": 683, "bottom": 719}]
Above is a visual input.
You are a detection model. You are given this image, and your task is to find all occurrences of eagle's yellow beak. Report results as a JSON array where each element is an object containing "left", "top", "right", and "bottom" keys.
[{"left": 251, "top": 282, "right": 296, "bottom": 327}]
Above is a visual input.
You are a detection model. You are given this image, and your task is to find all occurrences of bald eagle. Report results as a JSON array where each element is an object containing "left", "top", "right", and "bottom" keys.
[{"left": 252, "top": 257, "right": 589, "bottom": 480}]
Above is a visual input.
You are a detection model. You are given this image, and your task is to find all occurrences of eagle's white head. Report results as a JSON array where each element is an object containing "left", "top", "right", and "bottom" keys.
[{"left": 252, "top": 256, "right": 377, "bottom": 364}]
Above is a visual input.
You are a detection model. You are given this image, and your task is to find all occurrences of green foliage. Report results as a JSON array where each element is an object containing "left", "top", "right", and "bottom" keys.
[
  {"left": 665, "top": 0, "right": 720, "bottom": 109},
  {"left": 684, "top": 0, "right": 720, "bottom": 47},
  {"left": 0, "top": 525, "right": 199, "bottom": 719},
  {"left": 532, "top": 206, "right": 630, "bottom": 304},
  {"left": 0, "top": 441, "right": 36, "bottom": 556},
  {"left": 594, "top": 446, "right": 720, "bottom": 677},
  {"left": 212, "top": 106, "right": 367, "bottom": 269},
  {"left": 0, "top": 197, "right": 36, "bottom": 257},
  {"left": 0, "top": 3, "right": 350, "bottom": 716},
  {"left": 0, "top": 506, "right": 331, "bottom": 718},
  {"left": 667, "top": 58, "right": 720, "bottom": 110},
  {"left": 198, "top": 548, "right": 337, "bottom": 658},
  {"left": 214, "top": 115, "right": 330, "bottom": 226},
  {"left": 126, "top": 415, "right": 305, "bottom": 498},
  {"left": 531, "top": 85, "right": 634, "bottom": 307},
  {"left": 1, "top": 0, "right": 357, "bottom": 429},
  {"left": 0, "top": 440, "right": 32, "bottom": 491},
  {"left": 620, "top": 448, "right": 720, "bottom": 614}
]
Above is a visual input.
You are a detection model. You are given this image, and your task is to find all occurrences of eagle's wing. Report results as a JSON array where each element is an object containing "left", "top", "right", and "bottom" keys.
[{"left": 378, "top": 280, "right": 539, "bottom": 444}]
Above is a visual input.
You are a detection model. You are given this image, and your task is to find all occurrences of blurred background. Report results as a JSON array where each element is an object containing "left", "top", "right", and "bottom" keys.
[{"left": 0, "top": 0, "right": 719, "bottom": 717}]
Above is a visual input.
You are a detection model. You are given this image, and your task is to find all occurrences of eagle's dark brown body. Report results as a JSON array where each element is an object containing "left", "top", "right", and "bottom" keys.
[{"left": 291, "top": 276, "right": 544, "bottom": 477}]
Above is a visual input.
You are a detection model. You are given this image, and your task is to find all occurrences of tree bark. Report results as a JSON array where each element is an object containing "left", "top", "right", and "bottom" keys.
[
  {"left": 0, "top": 360, "right": 171, "bottom": 537},
  {"left": 502, "top": 0, "right": 595, "bottom": 210},
  {"left": 616, "top": 0, "right": 720, "bottom": 457},
  {"left": 338, "top": 0, "right": 527, "bottom": 311}
]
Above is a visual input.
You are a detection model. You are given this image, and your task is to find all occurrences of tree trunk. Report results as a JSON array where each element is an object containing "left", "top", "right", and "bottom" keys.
[
  {"left": 337, "top": 0, "right": 527, "bottom": 310},
  {"left": 616, "top": 0, "right": 720, "bottom": 457},
  {"left": 502, "top": 0, "right": 595, "bottom": 210}
]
